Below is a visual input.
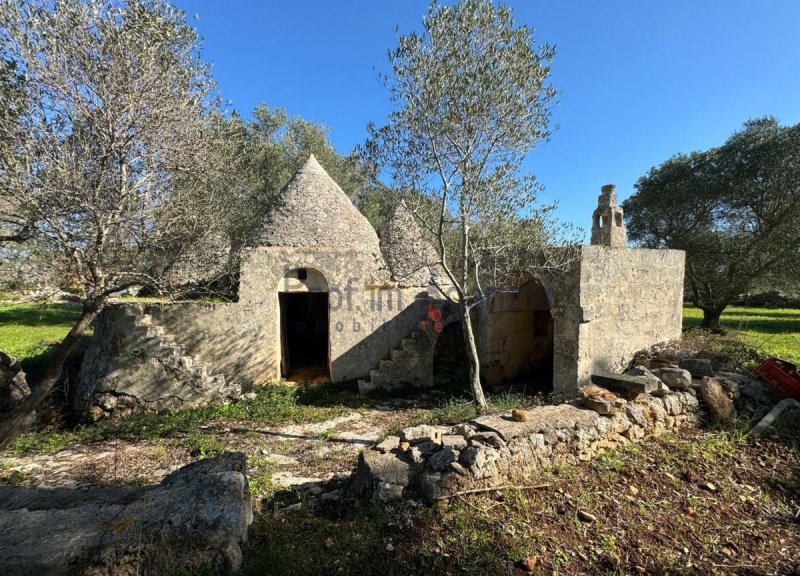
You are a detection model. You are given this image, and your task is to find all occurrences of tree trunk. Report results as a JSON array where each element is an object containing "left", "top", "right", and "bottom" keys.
[
  {"left": 700, "top": 306, "right": 723, "bottom": 331},
  {"left": 460, "top": 303, "right": 488, "bottom": 413},
  {"left": 0, "top": 301, "right": 102, "bottom": 450}
]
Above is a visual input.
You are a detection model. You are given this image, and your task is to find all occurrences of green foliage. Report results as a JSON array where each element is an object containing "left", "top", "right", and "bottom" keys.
[
  {"left": 366, "top": 0, "right": 577, "bottom": 410},
  {"left": 683, "top": 305, "right": 800, "bottom": 365},
  {"left": 4, "top": 383, "right": 352, "bottom": 455},
  {"left": 625, "top": 118, "right": 800, "bottom": 328}
]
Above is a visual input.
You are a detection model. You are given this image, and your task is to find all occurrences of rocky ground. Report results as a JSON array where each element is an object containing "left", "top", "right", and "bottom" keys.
[{"left": 0, "top": 397, "right": 438, "bottom": 496}]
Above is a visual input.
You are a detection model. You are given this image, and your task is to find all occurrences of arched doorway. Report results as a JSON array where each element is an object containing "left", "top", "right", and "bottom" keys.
[
  {"left": 487, "top": 279, "right": 554, "bottom": 393},
  {"left": 277, "top": 268, "right": 330, "bottom": 382},
  {"left": 432, "top": 321, "right": 470, "bottom": 387}
]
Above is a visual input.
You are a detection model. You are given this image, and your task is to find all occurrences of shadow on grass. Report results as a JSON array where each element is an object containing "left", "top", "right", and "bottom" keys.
[{"left": 0, "top": 302, "right": 82, "bottom": 327}]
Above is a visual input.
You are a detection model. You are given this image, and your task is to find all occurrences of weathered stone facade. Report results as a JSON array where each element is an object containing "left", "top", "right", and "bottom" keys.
[{"left": 78, "top": 156, "right": 685, "bottom": 416}]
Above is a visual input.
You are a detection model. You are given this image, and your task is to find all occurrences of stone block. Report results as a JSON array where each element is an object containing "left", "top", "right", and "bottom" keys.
[
  {"left": 680, "top": 358, "right": 714, "bottom": 378},
  {"left": 0, "top": 453, "right": 252, "bottom": 575},
  {"left": 591, "top": 372, "right": 659, "bottom": 398},
  {"left": 652, "top": 367, "right": 692, "bottom": 390},
  {"left": 441, "top": 434, "right": 468, "bottom": 451},
  {"left": 400, "top": 425, "right": 444, "bottom": 445},
  {"left": 428, "top": 447, "right": 459, "bottom": 472}
]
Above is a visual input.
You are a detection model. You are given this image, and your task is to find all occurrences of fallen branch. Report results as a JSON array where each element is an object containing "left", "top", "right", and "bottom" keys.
[{"left": 436, "top": 483, "right": 551, "bottom": 500}]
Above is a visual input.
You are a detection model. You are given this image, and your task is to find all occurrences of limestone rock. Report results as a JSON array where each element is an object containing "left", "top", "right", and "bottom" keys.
[
  {"left": 591, "top": 372, "right": 659, "bottom": 398},
  {"left": 680, "top": 358, "right": 714, "bottom": 378},
  {"left": 428, "top": 447, "right": 458, "bottom": 472},
  {"left": 354, "top": 450, "right": 414, "bottom": 492},
  {"left": 0, "top": 452, "right": 252, "bottom": 576},
  {"left": 700, "top": 377, "right": 737, "bottom": 424},
  {"left": 652, "top": 367, "right": 692, "bottom": 390},
  {"left": 441, "top": 434, "right": 468, "bottom": 451},
  {"left": 374, "top": 435, "right": 400, "bottom": 454},
  {"left": 581, "top": 384, "right": 626, "bottom": 414},
  {"left": 400, "top": 425, "right": 444, "bottom": 445}
]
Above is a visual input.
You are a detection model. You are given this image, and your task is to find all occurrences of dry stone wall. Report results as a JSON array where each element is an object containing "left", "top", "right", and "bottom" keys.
[{"left": 354, "top": 386, "right": 698, "bottom": 504}]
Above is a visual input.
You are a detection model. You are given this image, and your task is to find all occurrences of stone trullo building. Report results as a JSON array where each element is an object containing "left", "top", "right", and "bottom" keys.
[{"left": 76, "top": 156, "right": 685, "bottom": 419}]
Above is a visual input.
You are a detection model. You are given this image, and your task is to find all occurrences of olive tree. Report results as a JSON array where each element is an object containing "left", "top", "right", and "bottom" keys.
[
  {"left": 624, "top": 117, "right": 800, "bottom": 329},
  {"left": 0, "top": 0, "right": 226, "bottom": 446},
  {"left": 367, "top": 0, "right": 577, "bottom": 411}
]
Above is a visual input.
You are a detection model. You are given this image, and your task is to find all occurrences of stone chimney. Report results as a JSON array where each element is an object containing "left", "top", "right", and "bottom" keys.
[{"left": 590, "top": 184, "right": 626, "bottom": 247}]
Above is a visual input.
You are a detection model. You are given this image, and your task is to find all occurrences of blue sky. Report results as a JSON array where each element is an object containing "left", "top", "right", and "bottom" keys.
[{"left": 173, "top": 1, "right": 800, "bottom": 234}]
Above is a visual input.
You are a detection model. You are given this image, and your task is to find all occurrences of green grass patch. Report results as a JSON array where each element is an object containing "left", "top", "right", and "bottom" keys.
[
  {"left": 0, "top": 302, "right": 84, "bottom": 382},
  {"left": 683, "top": 305, "right": 800, "bottom": 365},
  {"left": 5, "top": 383, "right": 352, "bottom": 455}
]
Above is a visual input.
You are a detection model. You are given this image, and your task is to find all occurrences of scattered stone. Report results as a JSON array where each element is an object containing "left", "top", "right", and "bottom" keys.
[
  {"left": 703, "top": 482, "right": 718, "bottom": 492},
  {"left": 399, "top": 441, "right": 411, "bottom": 452},
  {"left": 577, "top": 509, "right": 597, "bottom": 523},
  {"left": 374, "top": 436, "right": 400, "bottom": 454},
  {"left": 628, "top": 485, "right": 639, "bottom": 496},
  {"left": 696, "top": 350, "right": 739, "bottom": 372},
  {"left": 651, "top": 367, "right": 692, "bottom": 390},
  {"left": 511, "top": 409, "right": 528, "bottom": 422},
  {"left": 87, "top": 405, "right": 106, "bottom": 422},
  {"left": 441, "top": 434, "right": 468, "bottom": 450},
  {"left": 680, "top": 358, "right": 714, "bottom": 378},
  {"left": 428, "top": 447, "right": 458, "bottom": 472},
  {"left": 581, "top": 384, "right": 626, "bottom": 414},
  {"left": 400, "top": 425, "right": 444, "bottom": 445},
  {"left": 470, "top": 431, "right": 506, "bottom": 448},
  {"left": 701, "top": 377, "right": 737, "bottom": 424},
  {"left": 324, "top": 537, "right": 334, "bottom": 549},
  {"left": 385, "top": 543, "right": 395, "bottom": 553},
  {"left": 448, "top": 462, "right": 469, "bottom": 477},
  {"left": 450, "top": 423, "right": 477, "bottom": 439}
]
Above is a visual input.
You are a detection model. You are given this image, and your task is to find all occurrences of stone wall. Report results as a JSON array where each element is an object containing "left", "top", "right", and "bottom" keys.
[
  {"left": 354, "top": 386, "right": 698, "bottom": 504},
  {"left": 576, "top": 246, "right": 685, "bottom": 388},
  {"left": 239, "top": 245, "right": 432, "bottom": 382}
]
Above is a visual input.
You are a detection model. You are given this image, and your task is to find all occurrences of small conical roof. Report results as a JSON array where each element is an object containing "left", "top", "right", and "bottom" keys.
[
  {"left": 381, "top": 200, "right": 445, "bottom": 287},
  {"left": 255, "top": 155, "right": 383, "bottom": 256}
]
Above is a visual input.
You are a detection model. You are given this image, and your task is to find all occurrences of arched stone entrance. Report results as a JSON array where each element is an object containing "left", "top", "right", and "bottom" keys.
[
  {"left": 277, "top": 268, "right": 330, "bottom": 381},
  {"left": 485, "top": 279, "right": 554, "bottom": 393}
]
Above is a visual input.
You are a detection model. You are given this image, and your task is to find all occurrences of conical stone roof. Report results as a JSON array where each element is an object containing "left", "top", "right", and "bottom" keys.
[
  {"left": 256, "top": 155, "right": 383, "bottom": 257},
  {"left": 381, "top": 200, "right": 445, "bottom": 287}
]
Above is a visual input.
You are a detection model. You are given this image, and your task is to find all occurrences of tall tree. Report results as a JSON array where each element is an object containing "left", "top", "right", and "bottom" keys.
[
  {"left": 367, "top": 0, "right": 577, "bottom": 411},
  {"left": 0, "top": 0, "right": 225, "bottom": 447},
  {"left": 624, "top": 117, "right": 800, "bottom": 329}
]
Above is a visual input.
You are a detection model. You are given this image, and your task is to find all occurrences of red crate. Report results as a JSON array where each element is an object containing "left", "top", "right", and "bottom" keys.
[{"left": 754, "top": 358, "right": 800, "bottom": 400}]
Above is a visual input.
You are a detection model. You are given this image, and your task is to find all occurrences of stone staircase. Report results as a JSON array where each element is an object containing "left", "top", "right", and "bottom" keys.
[
  {"left": 89, "top": 311, "right": 239, "bottom": 418},
  {"left": 132, "top": 312, "right": 230, "bottom": 392},
  {"left": 358, "top": 328, "right": 432, "bottom": 395}
]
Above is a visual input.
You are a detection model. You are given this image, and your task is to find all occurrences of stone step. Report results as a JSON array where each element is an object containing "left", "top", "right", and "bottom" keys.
[
  {"left": 389, "top": 348, "right": 406, "bottom": 362},
  {"left": 379, "top": 359, "right": 394, "bottom": 372},
  {"left": 206, "top": 374, "right": 226, "bottom": 388},
  {"left": 399, "top": 338, "right": 416, "bottom": 352},
  {"left": 146, "top": 325, "right": 166, "bottom": 338},
  {"left": 358, "top": 379, "right": 377, "bottom": 395},
  {"left": 161, "top": 344, "right": 184, "bottom": 360},
  {"left": 410, "top": 331, "right": 427, "bottom": 341},
  {"left": 591, "top": 372, "right": 658, "bottom": 398},
  {"left": 177, "top": 356, "right": 194, "bottom": 370}
]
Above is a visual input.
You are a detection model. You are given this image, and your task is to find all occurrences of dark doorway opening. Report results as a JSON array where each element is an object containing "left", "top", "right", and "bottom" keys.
[
  {"left": 279, "top": 292, "right": 329, "bottom": 382},
  {"left": 433, "top": 322, "right": 470, "bottom": 387}
]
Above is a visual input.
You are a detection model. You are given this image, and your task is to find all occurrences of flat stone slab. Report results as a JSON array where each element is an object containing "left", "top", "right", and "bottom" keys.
[
  {"left": 592, "top": 372, "right": 659, "bottom": 396},
  {"left": 0, "top": 452, "right": 252, "bottom": 576},
  {"left": 473, "top": 405, "right": 601, "bottom": 442}
]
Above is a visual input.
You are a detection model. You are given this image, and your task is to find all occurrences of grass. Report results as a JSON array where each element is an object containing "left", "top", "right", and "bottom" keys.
[
  {"left": 5, "top": 382, "right": 355, "bottom": 455},
  {"left": 683, "top": 305, "right": 800, "bottom": 365},
  {"left": 0, "top": 302, "right": 84, "bottom": 382}
]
